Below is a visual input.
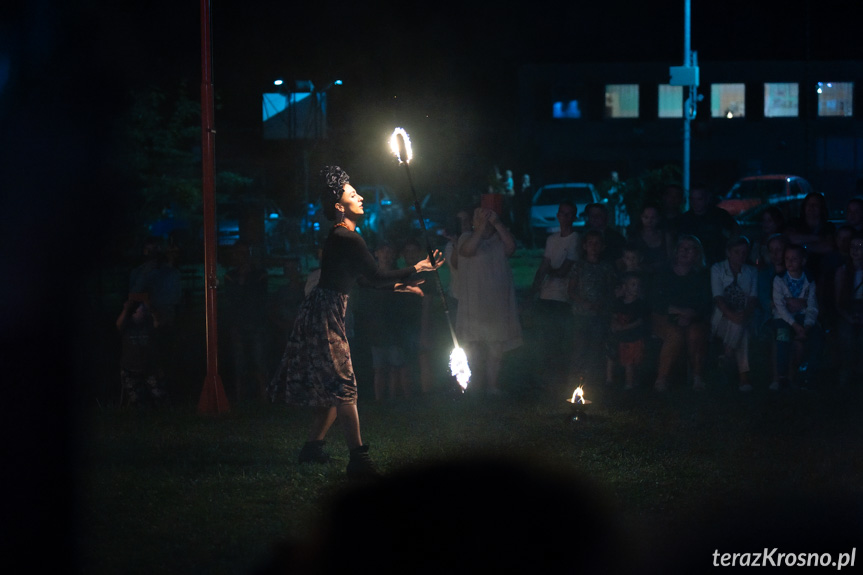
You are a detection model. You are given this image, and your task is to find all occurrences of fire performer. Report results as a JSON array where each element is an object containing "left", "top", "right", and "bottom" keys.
[{"left": 269, "top": 166, "right": 443, "bottom": 479}]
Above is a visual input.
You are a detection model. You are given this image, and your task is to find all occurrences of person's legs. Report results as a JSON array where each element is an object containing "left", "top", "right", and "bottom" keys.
[
  {"left": 570, "top": 314, "right": 589, "bottom": 368},
  {"left": 547, "top": 300, "right": 573, "bottom": 386},
  {"left": 299, "top": 406, "right": 338, "bottom": 464},
  {"left": 801, "top": 325, "right": 824, "bottom": 387},
  {"left": 775, "top": 339, "right": 791, "bottom": 387},
  {"left": 336, "top": 403, "right": 363, "bottom": 449},
  {"left": 734, "top": 332, "right": 752, "bottom": 389},
  {"left": 653, "top": 314, "right": 683, "bottom": 389},
  {"left": 337, "top": 402, "right": 381, "bottom": 479},
  {"left": 686, "top": 322, "right": 708, "bottom": 388},
  {"left": 395, "top": 365, "right": 411, "bottom": 398},
  {"left": 309, "top": 406, "right": 338, "bottom": 441},
  {"left": 418, "top": 349, "right": 434, "bottom": 393},
  {"left": 388, "top": 346, "right": 410, "bottom": 398},
  {"left": 837, "top": 319, "right": 855, "bottom": 383},
  {"left": 371, "top": 347, "right": 387, "bottom": 400},
  {"left": 463, "top": 341, "right": 486, "bottom": 393},
  {"left": 623, "top": 364, "right": 637, "bottom": 389},
  {"left": 486, "top": 344, "right": 505, "bottom": 393}
]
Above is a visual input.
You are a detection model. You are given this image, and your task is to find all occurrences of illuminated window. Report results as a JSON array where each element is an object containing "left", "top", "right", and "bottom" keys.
[
  {"left": 658, "top": 85, "right": 683, "bottom": 118},
  {"left": 817, "top": 82, "right": 853, "bottom": 117},
  {"left": 710, "top": 83, "right": 745, "bottom": 119},
  {"left": 764, "top": 83, "right": 799, "bottom": 117},
  {"left": 604, "top": 84, "right": 639, "bottom": 118},
  {"left": 553, "top": 100, "right": 582, "bottom": 119}
]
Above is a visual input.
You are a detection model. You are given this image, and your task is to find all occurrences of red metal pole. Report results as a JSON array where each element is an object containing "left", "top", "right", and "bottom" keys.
[{"left": 198, "top": 0, "right": 229, "bottom": 414}]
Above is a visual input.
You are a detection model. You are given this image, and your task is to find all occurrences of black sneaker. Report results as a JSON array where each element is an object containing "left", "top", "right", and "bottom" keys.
[
  {"left": 346, "top": 445, "right": 380, "bottom": 479},
  {"left": 298, "top": 440, "right": 330, "bottom": 464}
]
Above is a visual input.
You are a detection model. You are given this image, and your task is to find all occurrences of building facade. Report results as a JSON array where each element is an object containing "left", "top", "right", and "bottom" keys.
[{"left": 518, "top": 60, "right": 863, "bottom": 205}]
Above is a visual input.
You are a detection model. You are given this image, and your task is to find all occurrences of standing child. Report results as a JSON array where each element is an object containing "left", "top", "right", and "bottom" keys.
[
  {"left": 360, "top": 242, "right": 411, "bottom": 401},
  {"left": 606, "top": 272, "right": 650, "bottom": 389},
  {"left": 772, "top": 244, "right": 823, "bottom": 389},
  {"left": 531, "top": 201, "right": 580, "bottom": 389},
  {"left": 614, "top": 242, "right": 644, "bottom": 297},
  {"left": 569, "top": 229, "right": 617, "bottom": 381},
  {"left": 116, "top": 295, "right": 165, "bottom": 406}
]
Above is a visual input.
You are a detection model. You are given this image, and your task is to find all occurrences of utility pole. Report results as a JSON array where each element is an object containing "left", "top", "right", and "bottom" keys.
[
  {"left": 669, "top": 0, "right": 700, "bottom": 209},
  {"left": 198, "top": 0, "right": 230, "bottom": 414}
]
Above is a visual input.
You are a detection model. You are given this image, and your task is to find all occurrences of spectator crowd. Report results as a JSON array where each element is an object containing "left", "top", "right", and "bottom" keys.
[{"left": 116, "top": 185, "right": 863, "bottom": 406}]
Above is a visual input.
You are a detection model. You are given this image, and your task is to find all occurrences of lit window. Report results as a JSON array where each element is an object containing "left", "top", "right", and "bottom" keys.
[
  {"left": 711, "top": 83, "right": 745, "bottom": 119},
  {"left": 817, "top": 82, "right": 853, "bottom": 117},
  {"left": 764, "top": 83, "right": 798, "bottom": 117},
  {"left": 553, "top": 100, "right": 582, "bottom": 119},
  {"left": 605, "top": 84, "right": 639, "bottom": 118},
  {"left": 658, "top": 85, "right": 683, "bottom": 118}
]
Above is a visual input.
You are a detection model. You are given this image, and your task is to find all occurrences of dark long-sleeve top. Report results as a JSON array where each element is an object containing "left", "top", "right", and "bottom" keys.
[
  {"left": 650, "top": 265, "right": 712, "bottom": 321},
  {"left": 317, "top": 226, "right": 416, "bottom": 294}
]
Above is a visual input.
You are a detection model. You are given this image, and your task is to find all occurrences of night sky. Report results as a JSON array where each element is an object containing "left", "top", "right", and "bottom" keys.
[
  {"left": 4, "top": 1, "right": 860, "bottom": 190},
  {"left": 74, "top": 0, "right": 859, "bottom": 194},
  {"left": 1, "top": 0, "right": 861, "bottom": 564}
]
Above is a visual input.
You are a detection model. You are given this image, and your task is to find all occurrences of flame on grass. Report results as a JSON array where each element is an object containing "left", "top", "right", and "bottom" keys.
[
  {"left": 389, "top": 127, "right": 413, "bottom": 164},
  {"left": 450, "top": 346, "right": 471, "bottom": 390},
  {"left": 569, "top": 385, "right": 587, "bottom": 404}
]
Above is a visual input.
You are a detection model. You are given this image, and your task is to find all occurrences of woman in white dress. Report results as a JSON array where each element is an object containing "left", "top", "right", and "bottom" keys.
[{"left": 454, "top": 207, "right": 522, "bottom": 394}]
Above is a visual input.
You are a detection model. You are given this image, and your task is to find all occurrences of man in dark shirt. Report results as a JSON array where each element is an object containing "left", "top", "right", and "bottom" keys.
[
  {"left": 583, "top": 202, "right": 626, "bottom": 264},
  {"left": 675, "top": 185, "right": 738, "bottom": 266}
]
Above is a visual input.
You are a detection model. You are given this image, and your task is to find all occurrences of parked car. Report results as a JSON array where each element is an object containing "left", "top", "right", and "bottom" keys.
[
  {"left": 734, "top": 194, "right": 809, "bottom": 239},
  {"left": 735, "top": 192, "right": 844, "bottom": 240},
  {"left": 529, "top": 182, "right": 600, "bottom": 245},
  {"left": 717, "top": 174, "right": 813, "bottom": 216}
]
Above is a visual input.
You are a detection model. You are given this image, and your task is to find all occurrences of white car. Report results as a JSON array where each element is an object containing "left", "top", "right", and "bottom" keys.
[{"left": 529, "top": 182, "right": 600, "bottom": 245}]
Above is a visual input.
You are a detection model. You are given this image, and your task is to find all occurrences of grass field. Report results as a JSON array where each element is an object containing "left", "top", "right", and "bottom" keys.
[
  {"left": 75, "top": 247, "right": 863, "bottom": 573},
  {"left": 78, "top": 360, "right": 863, "bottom": 574}
]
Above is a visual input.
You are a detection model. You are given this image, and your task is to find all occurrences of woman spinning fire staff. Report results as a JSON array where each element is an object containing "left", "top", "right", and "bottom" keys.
[{"left": 269, "top": 166, "right": 443, "bottom": 479}]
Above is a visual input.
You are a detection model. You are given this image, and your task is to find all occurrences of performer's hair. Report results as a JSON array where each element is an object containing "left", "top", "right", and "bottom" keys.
[{"left": 320, "top": 165, "right": 350, "bottom": 221}]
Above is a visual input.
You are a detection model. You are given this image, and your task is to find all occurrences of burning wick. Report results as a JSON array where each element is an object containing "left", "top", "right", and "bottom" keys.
[
  {"left": 568, "top": 385, "right": 589, "bottom": 405},
  {"left": 389, "top": 127, "right": 413, "bottom": 164},
  {"left": 566, "top": 385, "right": 591, "bottom": 424},
  {"left": 450, "top": 346, "right": 471, "bottom": 391}
]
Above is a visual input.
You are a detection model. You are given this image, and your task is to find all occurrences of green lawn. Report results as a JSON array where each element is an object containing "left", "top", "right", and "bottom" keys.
[{"left": 78, "top": 375, "right": 863, "bottom": 574}]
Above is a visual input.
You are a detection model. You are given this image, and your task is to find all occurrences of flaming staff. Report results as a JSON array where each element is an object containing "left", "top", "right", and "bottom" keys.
[{"left": 390, "top": 127, "right": 471, "bottom": 390}]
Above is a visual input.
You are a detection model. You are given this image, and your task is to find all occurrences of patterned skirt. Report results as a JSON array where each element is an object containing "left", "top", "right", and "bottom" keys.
[{"left": 268, "top": 287, "right": 358, "bottom": 406}]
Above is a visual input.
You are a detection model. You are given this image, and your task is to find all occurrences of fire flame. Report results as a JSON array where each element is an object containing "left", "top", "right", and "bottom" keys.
[
  {"left": 389, "top": 127, "right": 413, "bottom": 164},
  {"left": 570, "top": 385, "right": 585, "bottom": 404},
  {"left": 450, "top": 346, "right": 471, "bottom": 390}
]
